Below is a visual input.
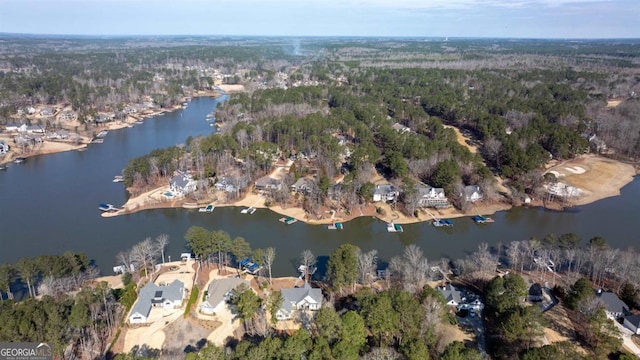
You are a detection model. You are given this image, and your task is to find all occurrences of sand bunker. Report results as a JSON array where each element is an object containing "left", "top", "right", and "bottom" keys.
[{"left": 564, "top": 166, "right": 586, "bottom": 174}]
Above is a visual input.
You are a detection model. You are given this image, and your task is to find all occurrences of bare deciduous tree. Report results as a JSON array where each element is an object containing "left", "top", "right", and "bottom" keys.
[
  {"left": 301, "top": 249, "right": 316, "bottom": 284},
  {"left": 356, "top": 249, "right": 378, "bottom": 286},
  {"left": 155, "top": 234, "right": 170, "bottom": 264}
]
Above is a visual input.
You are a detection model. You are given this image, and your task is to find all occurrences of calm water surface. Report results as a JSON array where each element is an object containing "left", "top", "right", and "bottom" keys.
[{"left": 1, "top": 95, "right": 639, "bottom": 277}]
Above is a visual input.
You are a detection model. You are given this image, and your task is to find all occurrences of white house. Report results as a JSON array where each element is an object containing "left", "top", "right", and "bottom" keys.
[
  {"left": 623, "top": 314, "right": 640, "bottom": 335},
  {"left": 199, "top": 278, "right": 249, "bottom": 315},
  {"left": 437, "top": 284, "right": 462, "bottom": 307},
  {"left": 373, "top": 184, "right": 399, "bottom": 202},
  {"left": 5, "top": 124, "right": 26, "bottom": 133},
  {"left": 129, "top": 280, "right": 185, "bottom": 324},
  {"left": 417, "top": 185, "right": 449, "bottom": 208},
  {"left": 291, "top": 177, "right": 315, "bottom": 194},
  {"left": 169, "top": 172, "right": 197, "bottom": 196},
  {"left": 596, "top": 290, "right": 629, "bottom": 320},
  {"left": 276, "top": 282, "right": 323, "bottom": 321},
  {"left": 462, "top": 185, "right": 483, "bottom": 203}
]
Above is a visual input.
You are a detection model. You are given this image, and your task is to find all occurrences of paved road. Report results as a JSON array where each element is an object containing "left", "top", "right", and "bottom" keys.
[
  {"left": 457, "top": 312, "right": 488, "bottom": 359},
  {"left": 614, "top": 321, "right": 640, "bottom": 358}
]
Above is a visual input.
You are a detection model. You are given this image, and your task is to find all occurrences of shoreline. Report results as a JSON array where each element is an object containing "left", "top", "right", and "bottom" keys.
[
  {"left": 0, "top": 90, "right": 222, "bottom": 166},
  {"left": 102, "top": 156, "right": 637, "bottom": 226}
]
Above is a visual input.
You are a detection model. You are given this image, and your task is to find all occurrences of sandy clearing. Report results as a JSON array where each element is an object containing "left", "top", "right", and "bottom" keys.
[
  {"left": 564, "top": 166, "right": 586, "bottom": 174},
  {"left": 0, "top": 135, "right": 89, "bottom": 165},
  {"left": 217, "top": 84, "right": 246, "bottom": 93},
  {"left": 443, "top": 125, "right": 478, "bottom": 154},
  {"left": 123, "top": 308, "right": 182, "bottom": 353},
  {"left": 545, "top": 155, "right": 636, "bottom": 206},
  {"left": 607, "top": 99, "right": 623, "bottom": 108}
]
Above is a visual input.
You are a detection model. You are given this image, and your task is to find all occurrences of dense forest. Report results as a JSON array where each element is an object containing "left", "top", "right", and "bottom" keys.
[{"left": 113, "top": 38, "right": 640, "bottom": 216}]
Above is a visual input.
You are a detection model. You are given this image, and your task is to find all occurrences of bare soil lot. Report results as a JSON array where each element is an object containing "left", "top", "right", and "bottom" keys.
[{"left": 546, "top": 155, "right": 636, "bottom": 206}]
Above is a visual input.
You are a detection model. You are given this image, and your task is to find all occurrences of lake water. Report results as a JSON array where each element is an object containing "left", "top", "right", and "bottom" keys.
[{"left": 1, "top": 95, "right": 639, "bottom": 278}]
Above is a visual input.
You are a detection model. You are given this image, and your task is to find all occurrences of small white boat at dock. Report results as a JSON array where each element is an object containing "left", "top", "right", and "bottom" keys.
[
  {"left": 113, "top": 175, "right": 124, "bottom": 183},
  {"left": 241, "top": 207, "right": 257, "bottom": 214},
  {"left": 387, "top": 222, "right": 403, "bottom": 232},
  {"left": 199, "top": 204, "right": 215, "bottom": 213}
]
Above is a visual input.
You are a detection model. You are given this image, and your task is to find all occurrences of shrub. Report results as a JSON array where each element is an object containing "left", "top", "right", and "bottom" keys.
[{"left": 184, "top": 285, "right": 199, "bottom": 318}]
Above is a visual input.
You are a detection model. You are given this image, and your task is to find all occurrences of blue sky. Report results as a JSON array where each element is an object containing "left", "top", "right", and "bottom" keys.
[{"left": 0, "top": 0, "right": 638, "bottom": 38}]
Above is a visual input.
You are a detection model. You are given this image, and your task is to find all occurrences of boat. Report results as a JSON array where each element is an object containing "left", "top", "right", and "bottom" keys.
[
  {"left": 14, "top": 157, "right": 26, "bottom": 164},
  {"left": 91, "top": 138, "right": 104, "bottom": 144},
  {"left": 241, "top": 207, "right": 257, "bottom": 214},
  {"left": 96, "top": 130, "right": 108, "bottom": 138},
  {"left": 113, "top": 175, "right": 124, "bottom": 183},
  {"left": 199, "top": 204, "right": 215, "bottom": 213},
  {"left": 279, "top": 216, "right": 298, "bottom": 225},
  {"left": 387, "top": 222, "right": 403, "bottom": 232},
  {"left": 327, "top": 222, "right": 344, "bottom": 230},
  {"left": 98, "top": 203, "right": 116, "bottom": 212},
  {"left": 135, "top": 121, "right": 144, "bottom": 125},
  {"left": 472, "top": 215, "right": 494, "bottom": 224},
  {"left": 0, "top": 164, "right": 7, "bottom": 170},
  {"left": 433, "top": 219, "right": 454, "bottom": 227},
  {"left": 206, "top": 113, "right": 215, "bottom": 119}
]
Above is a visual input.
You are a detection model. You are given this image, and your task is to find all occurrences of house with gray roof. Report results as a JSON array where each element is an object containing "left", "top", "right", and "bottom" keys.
[
  {"left": 129, "top": 279, "right": 185, "bottom": 324},
  {"left": 596, "top": 290, "right": 629, "bottom": 320},
  {"left": 170, "top": 171, "right": 197, "bottom": 196},
  {"left": 623, "top": 314, "right": 640, "bottom": 334},
  {"left": 417, "top": 184, "right": 449, "bottom": 208},
  {"left": 200, "top": 278, "right": 249, "bottom": 315},
  {"left": 291, "top": 177, "right": 315, "bottom": 195},
  {"left": 462, "top": 185, "right": 483, "bottom": 203},
  {"left": 391, "top": 122, "right": 410, "bottom": 133},
  {"left": 437, "top": 284, "right": 462, "bottom": 307},
  {"left": 276, "top": 282, "right": 323, "bottom": 321},
  {"left": 254, "top": 175, "right": 281, "bottom": 191},
  {"left": 373, "top": 184, "right": 399, "bottom": 203}
]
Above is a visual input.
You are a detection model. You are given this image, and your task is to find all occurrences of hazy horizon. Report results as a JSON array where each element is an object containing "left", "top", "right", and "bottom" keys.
[{"left": 1, "top": 0, "right": 638, "bottom": 39}]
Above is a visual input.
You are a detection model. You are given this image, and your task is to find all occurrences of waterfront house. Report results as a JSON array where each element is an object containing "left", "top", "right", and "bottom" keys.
[
  {"left": 437, "top": 284, "right": 462, "bottom": 307},
  {"left": 596, "top": 290, "right": 629, "bottom": 320},
  {"left": 5, "top": 124, "right": 26, "bottom": 133},
  {"left": 169, "top": 172, "right": 197, "bottom": 196},
  {"left": 291, "top": 177, "right": 315, "bottom": 194},
  {"left": 417, "top": 184, "right": 449, "bottom": 208},
  {"left": 26, "top": 125, "right": 45, "bottom": 134},
  {"left": 373, "top": 184, "right": 399, "bottom": 202},
  {"left": 129, "top": 280, "right": 185, "bottom": 324},
  {"left": 254, "top": 175, "right": 281, "bottom": 191},
  {"left": 462, "top": 185, "right": 483, "bottom": 203},
  {"left": 200, "top": 278, "right": 249, "bottom": 315},
  {"left": 214, "top": 177, "right": 237, "bottom": 193},
  {"left": 391, "top": 122, "right": 411, "bottom": 133},
  {"left": 94, "top": 114, "right": 112, "bottom": 124},
  {"left": 0, "top": 140, "right": 9, "bottom": 154},
  {"left": 276, "top": 282, "right": 323, "bottom": 321},
  {"left": 623, "top": 314, "right": 640, "bottom": 335}
]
